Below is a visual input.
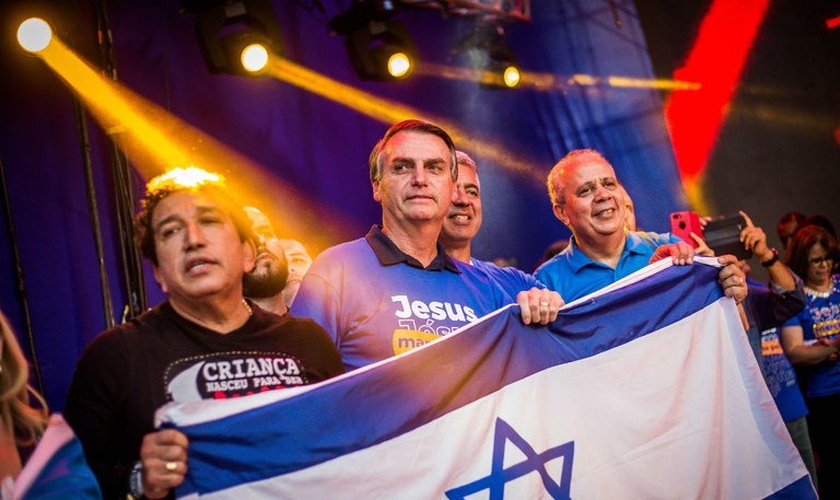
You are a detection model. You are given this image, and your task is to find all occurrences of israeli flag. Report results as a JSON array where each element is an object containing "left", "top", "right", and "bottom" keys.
[{"left": 158, "top": 258, "right": 815, "bottom": 499}]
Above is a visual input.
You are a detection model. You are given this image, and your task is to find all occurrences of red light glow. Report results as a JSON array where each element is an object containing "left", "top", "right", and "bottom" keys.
[{"left": 665, "top": 0, "right": 770, "bottom": 187}]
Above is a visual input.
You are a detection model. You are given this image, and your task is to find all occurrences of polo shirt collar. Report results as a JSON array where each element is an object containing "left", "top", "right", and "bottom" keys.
[
  {"left": 365, "top": 225, "right": 460, "bottom": 272},
  {"left": 566, "top": 231, "right": 642, "bottom": 273}
]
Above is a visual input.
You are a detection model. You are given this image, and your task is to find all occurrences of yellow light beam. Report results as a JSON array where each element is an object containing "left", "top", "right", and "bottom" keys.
[
  {"left": 267, "top": 57, "right": 547, "bottom": 184},
  {"left": 27, "top": 35, "right": 356, "bottom": 252},
  {"left": 416, "top": 62, "right": 702, "bottom": 91},
  {"left": 37, "top": 37, "right": 193, "bottom": 172}
]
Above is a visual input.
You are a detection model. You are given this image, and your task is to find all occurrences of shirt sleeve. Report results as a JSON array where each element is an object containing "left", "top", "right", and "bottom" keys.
[
  {"left": 290, "top": 267, "right": 344, "bottom": 348},
  {"left": 64, "top": 330, "right": 134, "bottom": 500}
]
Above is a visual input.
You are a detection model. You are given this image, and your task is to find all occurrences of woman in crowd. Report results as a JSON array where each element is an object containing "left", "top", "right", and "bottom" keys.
[
  {"left": 0, "top": 309, "right": 48, "bottom": 485},
  {"left": 780, "top": 224, "right": 840, "bottom": 498},
  {"left": 0, "top": 309, "right": 101, "bottom": 499}
]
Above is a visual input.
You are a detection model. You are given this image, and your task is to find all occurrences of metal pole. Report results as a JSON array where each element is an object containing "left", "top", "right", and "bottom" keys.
[
  {"left": 90, "top": 0, "right": 148, "bottom": 318},
  {"left": 72, "top": 96, "right": 117, "bottom": 328},
  {"left": 0, "top": 155, "right": 45, "bottom": 396}
]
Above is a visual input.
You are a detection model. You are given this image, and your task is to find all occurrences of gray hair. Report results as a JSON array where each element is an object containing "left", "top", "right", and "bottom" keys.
[{"left": 546, "top": 149, "right": 610, "bottom": 209}]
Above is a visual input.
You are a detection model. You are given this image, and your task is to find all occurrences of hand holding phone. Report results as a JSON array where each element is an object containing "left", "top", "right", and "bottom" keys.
[
  {"left": 705, "top": 214, "right": 752, "bottom": 260},
  {"left": 670, "top": 211, "right": 703, "bottom": 248}
]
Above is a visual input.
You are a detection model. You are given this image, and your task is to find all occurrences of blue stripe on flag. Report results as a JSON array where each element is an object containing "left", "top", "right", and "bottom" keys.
[
  {"left": 168, "top": 263, "right": 726, "bottom": 497},
  {"left": 764, "top": 475, "right": 817, "bottom": 499}
]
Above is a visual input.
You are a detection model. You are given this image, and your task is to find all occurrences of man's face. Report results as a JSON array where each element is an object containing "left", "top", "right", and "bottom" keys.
[
  {"left": 151, "top": 190, "right": 255, "bottom": 305},
  {"left": 441, "top": 163, "right": 482, "bottom": 247},
  {"left": 243, "top": 208, "right": 288, "bottom": 299},
  {"left": 277, "top": 239, "right": 312, "bottom": 307},
  {"left": 372, "top": 130, "right": 454, "bottom": 227},
  {"left": 553, "top": 157, "right": 625, "bottom": 243}
]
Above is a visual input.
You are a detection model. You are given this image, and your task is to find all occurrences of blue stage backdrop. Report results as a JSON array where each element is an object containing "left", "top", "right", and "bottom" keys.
[{"left": 0, "top": 0, "right": 686, "bottom": 410}]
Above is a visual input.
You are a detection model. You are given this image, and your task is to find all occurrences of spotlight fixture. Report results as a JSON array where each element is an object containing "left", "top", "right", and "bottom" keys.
[
  {"left": 17, "top": 17, "right": 53, "bottom": 53},
  {"left": 330, "top": 1, "right": 418, "bottom": 81},
  {"left": 189, "top": 0, "right": 284, "bottom": 75},
  {"left": 345, "top": 20, "right": 417, "bottom": 80},
  {"left": 453, "top": 20, "right": 521, "bottom": 89}
]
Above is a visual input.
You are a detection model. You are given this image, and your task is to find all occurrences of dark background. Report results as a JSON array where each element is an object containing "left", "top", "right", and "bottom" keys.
[{"left": 636, "top": 0, "right": 839, "bottom": 239}]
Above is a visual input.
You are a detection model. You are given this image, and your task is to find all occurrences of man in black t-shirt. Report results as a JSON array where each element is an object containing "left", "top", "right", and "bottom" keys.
[{"left": 65, "top": 168, "right": 344, "bottom": 500}]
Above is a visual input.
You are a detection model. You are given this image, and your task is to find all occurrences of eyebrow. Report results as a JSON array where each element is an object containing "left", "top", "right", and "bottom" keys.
[
  {"left": 577, "top": 177, "right": 615, "bottom": 192},
  {"left": 390, "top": 156, "right": 447, "bottom": 167},
  {"left": 153, "top": 205, "right": 224, "bottom": 233}
]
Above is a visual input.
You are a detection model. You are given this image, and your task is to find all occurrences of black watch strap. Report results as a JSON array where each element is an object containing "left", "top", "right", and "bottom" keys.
[{"left": 761, "top": 248, "right": 780, "bottom": 267}]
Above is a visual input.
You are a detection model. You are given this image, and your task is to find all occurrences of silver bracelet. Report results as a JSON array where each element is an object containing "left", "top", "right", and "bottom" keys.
[{"left": 128, "top": 460, "right": 144, "bottom": 499}]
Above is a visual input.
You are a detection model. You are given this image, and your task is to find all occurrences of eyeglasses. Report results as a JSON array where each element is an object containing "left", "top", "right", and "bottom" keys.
[{"left": 809, "top": 256, "right": 834, "bottom": 266}]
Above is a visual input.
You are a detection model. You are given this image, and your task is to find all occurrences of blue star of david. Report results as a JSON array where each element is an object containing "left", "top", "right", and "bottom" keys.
[{"left": 445, "top": 417, "right": 574, "bottom": 500}]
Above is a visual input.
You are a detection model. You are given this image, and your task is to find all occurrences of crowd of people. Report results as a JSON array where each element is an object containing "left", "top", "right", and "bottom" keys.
[{"left": 1, "top": 118, "right": 835, "bottom": 499}]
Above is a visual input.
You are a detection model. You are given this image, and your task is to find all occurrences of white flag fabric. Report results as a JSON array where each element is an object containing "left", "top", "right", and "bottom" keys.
[{"left": 158, "top": 259, "right": 815, "bottom": 499}]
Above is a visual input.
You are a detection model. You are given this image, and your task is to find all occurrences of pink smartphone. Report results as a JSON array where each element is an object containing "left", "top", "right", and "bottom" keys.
[{"left": 670, "top": 211, "right": 703, "bottom": 248}]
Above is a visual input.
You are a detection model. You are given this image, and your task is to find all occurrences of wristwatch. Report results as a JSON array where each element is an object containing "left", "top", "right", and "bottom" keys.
[
  {"left": 128, "top": 461, "right": 144, "bottom": 500},
  {"left": 761, "top": 248, "right": 780, "bottom": 267}
]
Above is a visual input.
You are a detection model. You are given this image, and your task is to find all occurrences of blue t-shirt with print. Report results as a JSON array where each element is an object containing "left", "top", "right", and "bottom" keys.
[
  {"left": 761, "top": 327, "right": 808, "bottom": 422},
  {"left": 291, "top": 227, "right": 511, "bottom": 372},
  {"left": 782, "top": 274, "right": 840, "bottom": 398}
]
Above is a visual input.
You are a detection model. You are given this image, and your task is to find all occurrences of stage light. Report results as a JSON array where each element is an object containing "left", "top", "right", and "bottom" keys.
[
  {"left": 330, "top": 1, "right": 417, "bottom": 81},
  {"left": 453, "top": 20, "right": 521, "bottom": 89},
  {"left": 387, "top": 51, "right": 412, "bottom": 78},
  {"left": 188, "top": 0, "right": 283, "bottom": 76},
  {"left": 502, "top": 64, "right": 520, "bottom": 88},
  {"left": 17, "top": 18, "right": 52, "bottom": 53},
  {"left": 343, "top": 19, "right": 418, "bottom": 81},
  {"left": 241, "top": 43, "right": 269, "bottom": 72}
]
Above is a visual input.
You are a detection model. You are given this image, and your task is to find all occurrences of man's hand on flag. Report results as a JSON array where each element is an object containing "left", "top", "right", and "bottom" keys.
[{"left": 140, "top": 428, "right": 189, "bottom": 499}]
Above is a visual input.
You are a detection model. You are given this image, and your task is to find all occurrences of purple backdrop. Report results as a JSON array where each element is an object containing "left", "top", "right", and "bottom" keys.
[{"left": 0, "top": 0, "right": 684, "bottom": 410}]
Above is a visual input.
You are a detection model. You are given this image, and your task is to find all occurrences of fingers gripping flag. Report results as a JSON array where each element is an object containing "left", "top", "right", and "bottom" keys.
[{"left": 158, "top": 259, "right": 816, "bottom": 499}]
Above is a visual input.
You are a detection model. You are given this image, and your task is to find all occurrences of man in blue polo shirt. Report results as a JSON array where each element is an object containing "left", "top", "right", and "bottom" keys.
[
  {"left": 292, "top": 120, "right": 563, "bottom": 371},
  {"left": 535, "top": 149, "right": 747, "bottom": 304}
]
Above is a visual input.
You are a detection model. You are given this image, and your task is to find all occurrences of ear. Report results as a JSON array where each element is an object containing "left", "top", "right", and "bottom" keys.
[
  {"left": 242, "top": 238, "right": 256, "bottom": 273},
  {"left": 372, "top": 180, "right": 382, "bottom": 203},
  {"left": 152, "top": 265, "right": 168, "bottom": 294},
  {"left": 553, "top": 204, "right": 571, "bottom": 227}
]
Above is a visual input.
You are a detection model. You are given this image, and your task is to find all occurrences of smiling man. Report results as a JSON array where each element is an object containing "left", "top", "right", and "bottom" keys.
[
  {"left": 65, "top": 168, "right": 343, "bottom": 500},
  {"left": 292, "top": 120, "right": 562, "bottom": 372},
  {"left": 535, "top": 149, "right": 748, "bottom": 304},
  {"left": 440, "top": 151, "right": 549, "bottom": 296}
]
